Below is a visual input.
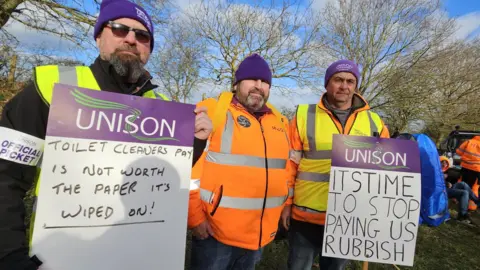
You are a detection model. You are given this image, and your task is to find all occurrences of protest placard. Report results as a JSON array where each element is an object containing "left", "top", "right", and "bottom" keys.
[
  {"left": 322, "top": 134, "right": 421, "bottom": 267},
  {"left": 30, "top": 84, "right": 195, "bottom": 270}
]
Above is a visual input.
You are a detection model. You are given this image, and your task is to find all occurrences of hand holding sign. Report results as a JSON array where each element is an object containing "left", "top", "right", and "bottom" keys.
[{"left": 194, "top": 106, "right": 212, "bottom": 140}]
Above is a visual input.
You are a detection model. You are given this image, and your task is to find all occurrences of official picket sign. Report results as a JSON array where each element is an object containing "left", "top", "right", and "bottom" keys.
[
  {"left": 30, "top": 84, "right": 195, "bottom": 270},
  {"left": 322, "top": 134, "right": 421, "bottom": 267}
]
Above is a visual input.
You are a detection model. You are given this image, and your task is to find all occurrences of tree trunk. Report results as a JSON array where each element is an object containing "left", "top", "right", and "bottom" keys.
[{"left": 0, "top": 0, "right": 24, "bottom": 28}]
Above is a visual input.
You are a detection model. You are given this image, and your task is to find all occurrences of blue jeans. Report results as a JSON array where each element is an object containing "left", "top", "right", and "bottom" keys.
[
  {"left": 287, "top": 226, "right": 348, "bottom": 270},
  {"left": 190, "top": 236, "right": 263, "bottom": 270},
  {"left": 447, "top": 182, "right": 480, "bottom": 215}
]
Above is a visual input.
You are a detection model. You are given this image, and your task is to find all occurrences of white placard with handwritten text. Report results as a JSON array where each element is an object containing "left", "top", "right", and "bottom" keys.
[{"left": 31, "top": 85, "right": 195, "bottom": 270}]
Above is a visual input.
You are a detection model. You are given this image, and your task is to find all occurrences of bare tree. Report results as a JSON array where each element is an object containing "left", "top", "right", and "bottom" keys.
[
  {"left": 1, "top": 44, "right": 83, "bottom": 107},
  {"left": 279, "top": 106, "right": 296, "bottom": 121},
  {"left": 151, "top": 22, "right": 206, "bottom": 102},
  {"left": 1, "top": 0, "right": 171, "bottom": 47},
  {"left": 1, "top": 0, "right": 96, "bottom": 46},
  {"left": 419, "top": 39, "right": 480, "bottom": 132},
  {"left": 183, "top": 0, "right": 325, "bottom": 92},
  {"left": 318, "top": 0, "right": 455, "bottom": 108},
  {"left": 381, "top": 38, "right": 480, "bottom": 137}
]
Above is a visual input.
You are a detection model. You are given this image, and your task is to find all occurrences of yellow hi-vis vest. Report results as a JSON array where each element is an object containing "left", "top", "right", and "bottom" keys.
[
  {"left": 293, "top": 104, "right": 383, "bottom": 213},
  {"left": 28, "top": 65, "right": 169, "bottom": 247}
]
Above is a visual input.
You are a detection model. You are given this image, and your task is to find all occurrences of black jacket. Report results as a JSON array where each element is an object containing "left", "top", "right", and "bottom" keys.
[{"left": 0, "top": 57, "right": 205, "bottom": 269}]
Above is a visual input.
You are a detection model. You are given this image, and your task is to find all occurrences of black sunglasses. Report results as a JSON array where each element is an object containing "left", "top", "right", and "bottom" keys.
[{"left": 105, "top": 21, "right": 151, "bottom": 43}]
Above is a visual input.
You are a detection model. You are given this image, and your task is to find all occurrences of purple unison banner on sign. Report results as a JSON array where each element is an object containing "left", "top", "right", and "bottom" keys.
[
  {"left": 331, "top": 134, "right": 421, "bottom": 173},
  {"left": 47, "top": 84, "right": 196, "bottom": 147}
]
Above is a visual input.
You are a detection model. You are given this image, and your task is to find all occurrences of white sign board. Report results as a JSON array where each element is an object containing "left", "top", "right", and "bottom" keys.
[
  {"left": 322, "top": 135, "right": 422, "bottom": 267},
  {"left": 31, "top": 85, "right": 195, "bottom": 270}
]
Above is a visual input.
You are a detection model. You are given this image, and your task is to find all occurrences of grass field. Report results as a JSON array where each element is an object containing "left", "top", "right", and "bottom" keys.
[{"left": 184, "top": 209, "right": 480, "bottom": 270}]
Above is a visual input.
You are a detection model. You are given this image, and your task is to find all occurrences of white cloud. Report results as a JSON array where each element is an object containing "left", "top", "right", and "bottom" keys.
[
  {"left": 4, "top": 18, "right": 70, "bottom": 50},
  {"left": 311, "top": 0, "right": 336, "bottom": 11},
  {"left": 152, "top": 79, "right": 226, "bottom": 104},
  {"left": 268, "top": 86, "right": 322, "bottom": 109},
  {"left": 174, "top": 0, "right": 204, "bottom": 11},
  {"left": 163, "top": 78, "right": 320, "bottom": 110},
  {"left": 452, "top": 11, "right": 480, "bottom": 40}
]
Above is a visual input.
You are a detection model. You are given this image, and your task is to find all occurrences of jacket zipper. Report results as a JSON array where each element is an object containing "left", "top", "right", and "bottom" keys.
[
  {"left": 131, "top": 75, "right": 152, "bottom": 95},
  {"left": 329, "top": 111, "right": 345, "bottom": 134},
  {"left": 258, "top": 122, "right": 269, "bottom": 248}
]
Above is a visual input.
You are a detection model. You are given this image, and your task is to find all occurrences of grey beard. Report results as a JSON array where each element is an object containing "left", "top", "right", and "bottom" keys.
[
  {"left": 235, "top": 91, "right": 267, "bottom": 112},
  {"left": 109, "top": 53, "right": 145, "bottom": 83}
]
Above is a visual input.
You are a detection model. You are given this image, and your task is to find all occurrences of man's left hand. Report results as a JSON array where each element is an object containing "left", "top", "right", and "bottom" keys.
[{"left": 194, "top": 106, "right": 212, "bottom": 140}]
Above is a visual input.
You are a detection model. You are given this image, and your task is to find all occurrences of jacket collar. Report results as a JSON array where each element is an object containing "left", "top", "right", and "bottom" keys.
[{"left": 318, "top": 92, "right": 370, "bottom": 112}]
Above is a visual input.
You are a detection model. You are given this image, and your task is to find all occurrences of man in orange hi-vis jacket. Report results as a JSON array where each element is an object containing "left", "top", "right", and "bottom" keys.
[
  {"left": 456, "top": 136, "right": 480, "bottom": 193},
  {"left": 188, "top": 54, "right": 292, "bottom": 270},
  {"left": 282, "top": 60, "right": 389, "bottom": 270}
]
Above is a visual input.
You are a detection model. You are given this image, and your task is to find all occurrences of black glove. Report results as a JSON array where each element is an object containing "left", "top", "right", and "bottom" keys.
[{"left": 0, "top": 249, "right": 42, "bottom": 270}]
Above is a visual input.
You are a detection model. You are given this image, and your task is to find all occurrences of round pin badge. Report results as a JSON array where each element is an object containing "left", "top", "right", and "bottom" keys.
[{"left": 237, "top": 115, "right": 251, "bottom": 128}]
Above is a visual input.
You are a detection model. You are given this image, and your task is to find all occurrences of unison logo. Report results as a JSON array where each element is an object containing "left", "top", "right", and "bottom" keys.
[
  {"left": 342, "top": 137, "right": 409, "bottom": 170},
  {"left": 71, "top": 89, "right": 178, "bottom": 142}
]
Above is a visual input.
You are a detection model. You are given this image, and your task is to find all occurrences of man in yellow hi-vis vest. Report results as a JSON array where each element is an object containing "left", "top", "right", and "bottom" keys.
[
  {"left": 282, "top": 60, "right": 390, "bottom": 270},
  {"left": 0, "top": 0, "right": 212, "bottom": 269}
]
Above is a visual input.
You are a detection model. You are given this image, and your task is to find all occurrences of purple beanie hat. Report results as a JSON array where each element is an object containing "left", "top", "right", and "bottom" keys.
[
  {"left": 324, "top": 60, "right": 360, "bottom": 87},
  {"left": 233, "top": 54, "right": 272, "bottom": 86},
  {"left": 93, "top": 0, "right": 154, "bottom": 51}
]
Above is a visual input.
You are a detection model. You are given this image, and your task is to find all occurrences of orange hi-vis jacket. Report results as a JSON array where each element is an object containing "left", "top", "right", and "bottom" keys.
[
  {"left": 456, "top": 136, "right": 480, "bottom": 172},
  {"left": 188, "top": 92, "right": 292, "bottom": 250},
  {"left": 287, "top": 93, "right": 389, "bottom": 225}
]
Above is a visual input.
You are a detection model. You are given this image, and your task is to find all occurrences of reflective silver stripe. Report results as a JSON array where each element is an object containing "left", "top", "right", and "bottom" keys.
[
  {"left": 190, "top": 179, "right": 200, "bottom": 191},
  {"left": 32, "top": 197, "right": 37, "bottom": 213},
  {"left": 457, "top": 148, "right": 480, "bottom": 158},
  {"left": 306, "top": 104, "right": 317, "bottom": 151},
  {"left": 288, "top": 188, "right": 294, "bottom": 197},
  {"left": 153, "top": 91, "right": 164, "bottom": 99},
  {"left": 36, "top": 155, "right": 43, "bottom": 168},
  {"left": 206, "top": 152, "right": 286, "bottom": 169},
  {"left": 210, "top": 110, "right": 288, "bottom": 169},
  {"left": 220, "top": 111, "right": 234, "bottom": 153},
  {"left": 58, "top": 66, "right": 78, "bottom": 86},
  {"left": 303, "top": 150, "right": 331, "bottom": 159},
  {"left": 200, "top": 189, "right": 285, "bottom": 210},
  {"left": 367, "top": 111, "right": 378, "bottom": 135},
  {"left": 293, "top": 205, "right": 324, "bottom": 214},
  {"left": 205, "top": 140, "right": 210, "bottom": 151},
  {"left": 200, "top": 188, "right": 211, "bottom": 202},
  {"left": 296, "top": 171, "right": 330, "bottom": 182}
]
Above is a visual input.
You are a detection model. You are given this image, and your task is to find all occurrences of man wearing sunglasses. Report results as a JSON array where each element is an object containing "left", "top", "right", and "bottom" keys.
[{"left": 0, "top": 0, "right": 212, "bottom": 269}]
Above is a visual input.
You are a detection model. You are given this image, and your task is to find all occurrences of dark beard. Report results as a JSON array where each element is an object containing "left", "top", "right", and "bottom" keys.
[{"left": 109, "top": 47, "right": 145, "bottom": 83}]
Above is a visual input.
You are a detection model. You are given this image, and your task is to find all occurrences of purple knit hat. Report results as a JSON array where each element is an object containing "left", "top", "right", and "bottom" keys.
[
  {"left": 324, "top": 60, "right": 360, "bottom": 87},
  {"left": 93, "top": 0, "right": 154, "bottom": 51},
  {"left": 233, "top": 54, "right": 272, "bottom": 86}
]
